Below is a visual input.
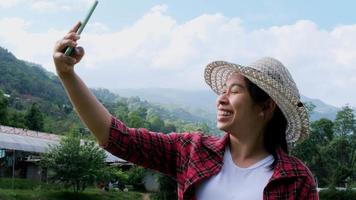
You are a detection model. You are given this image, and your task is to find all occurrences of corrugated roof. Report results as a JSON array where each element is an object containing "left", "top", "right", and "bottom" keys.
[
  {"left": 0, "top": 132, "right": 56, "bottom": 153},
  {"left": 0, "top": 132, "right": 127, "bottom": 163}
]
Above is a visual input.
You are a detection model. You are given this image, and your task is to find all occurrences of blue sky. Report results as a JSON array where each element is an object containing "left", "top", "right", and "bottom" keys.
[
  {"left": 2, "top": 1, "right": 356, "bottom": 31},
  {"left": 2, "top": 0, "right": 356, "bottom": 31},
  {"left": 1, "top": 0, "right": 356, "bottom": 107}
]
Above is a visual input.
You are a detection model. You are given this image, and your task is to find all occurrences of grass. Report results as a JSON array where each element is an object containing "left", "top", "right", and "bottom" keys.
[
  {"left": 0, "top": 178, "right": 144, "bottom": 200},
  {"left": 319, "top": 189, "right": 356, "bottom": 200},
  {"left": 0, "top": 188, "right": 143, "bottom": 200}
]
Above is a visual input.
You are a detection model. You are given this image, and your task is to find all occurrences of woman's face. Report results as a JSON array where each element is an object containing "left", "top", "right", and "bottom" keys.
[{"left": 216, "top": 73, "right": 262, "bottom": 134}]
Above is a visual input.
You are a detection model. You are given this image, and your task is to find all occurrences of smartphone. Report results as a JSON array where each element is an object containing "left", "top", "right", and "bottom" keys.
[{"left": 64, "top": 0, "right": 99, "bottom": 56}]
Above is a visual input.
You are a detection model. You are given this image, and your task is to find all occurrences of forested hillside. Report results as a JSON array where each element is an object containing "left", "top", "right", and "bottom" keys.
[
  {"left": 0, "top": 47, "right": 68, "bottom": 105},
  {"left": 0, "top": 46, "right": 215, "bottom": 135}
]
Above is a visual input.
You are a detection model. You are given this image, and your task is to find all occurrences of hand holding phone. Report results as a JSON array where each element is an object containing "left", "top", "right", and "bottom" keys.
[{"left": 64, "top": 0, "right": 98, "bottom": 56}]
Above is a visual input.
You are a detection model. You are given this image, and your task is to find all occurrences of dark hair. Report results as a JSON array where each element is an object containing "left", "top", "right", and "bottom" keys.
[{"left": 244, "top": 77, "right": 288, "bottom": 169}]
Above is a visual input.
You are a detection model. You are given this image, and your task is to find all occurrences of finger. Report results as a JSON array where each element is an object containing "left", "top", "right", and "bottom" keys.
[
  {"left": 53, "top": 52, "right": 62, "bottom": 61},
  {"left": 68, "top": 21, "right": 81, "bottom": 34},
  {"left": 59, "top": 53, "right": 77, "bottom": 64},
  {"left": 63, "top": 32, "right": 81, "bottom": 41},
  {"left": 53, "top": 52, "right": 77, "bottom": 64},
  {"left": 72, "top": 47, "right": 85, "bottom": 63},
  {"left": 55, "top": 39, "right": 77, "bottom": 53},
  {"left": 72, "top": 46, "right": 85, "bottom": 58}
]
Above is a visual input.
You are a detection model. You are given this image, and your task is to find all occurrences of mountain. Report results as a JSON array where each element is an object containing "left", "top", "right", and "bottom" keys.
[
  {"left": 113, "top": 88, "right": 217, "bottom": 122},
  {"left": 0, "top": 46, "right": 68, "bottom": 106},
  {"left": 300, "top": 96, "right": 339, "bottom": 121},
  {"left": 0, "top": 46, "right": 214, "bottom": 134},
  {"left": 92, "top": 88, "right": 210, "bottom": 124},
  {"left": 113, "top": 88, "right": 345, "bottom": 121}
]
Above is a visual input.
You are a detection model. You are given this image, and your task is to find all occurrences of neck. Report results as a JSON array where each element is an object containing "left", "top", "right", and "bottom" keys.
[{"left": 228, "top": 128, "right": 269, "bottom": 168}]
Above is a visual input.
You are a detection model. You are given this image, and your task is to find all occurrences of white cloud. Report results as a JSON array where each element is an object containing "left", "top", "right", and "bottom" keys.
[
  {"left": 0, "top": 17, "right": 64, "bottom": 71},
  {"left": 86, "top": 22, "right": 110, "bottom": 33},
  {"left": 0, "top": 5, "right": 356, "bottom": 107},
  {"left": 30, "top": 0, "right": 93, "bottom": 13},
  {"left": 31, "top": 1, "right": 60, "bottom": 12},
  {"left": 0, "top": 0, "right": 93, "bottom": 11},
  {"left": 0, "top": 0, "right": 20, "bottom": 8}
]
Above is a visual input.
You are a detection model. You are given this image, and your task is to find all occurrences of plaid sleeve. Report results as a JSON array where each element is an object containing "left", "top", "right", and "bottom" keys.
[
  {"left": 296, "top": 173, "right": 319, "bottom": 200},
  {"left": 102, "top": 116, "right": 182, "bottom": 177},
  {"left": 304, "top": 185, "right": 319, "bottom": 200}
]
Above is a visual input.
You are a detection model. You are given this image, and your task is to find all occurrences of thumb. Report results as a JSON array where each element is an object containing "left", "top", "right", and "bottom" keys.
[{"left": 73, "top": 47, "right": 85, "bottom": 63}]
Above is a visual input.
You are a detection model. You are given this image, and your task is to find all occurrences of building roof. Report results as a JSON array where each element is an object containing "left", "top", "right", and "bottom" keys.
[
  {"left": 0, "top": 132, "right": 56, "bottom": 153},
  {"left": 0, "top": 126, "right": 127, "bottom": 163}
]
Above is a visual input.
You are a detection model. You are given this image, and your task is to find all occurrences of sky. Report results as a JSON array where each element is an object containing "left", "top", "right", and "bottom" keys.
[{"left": 0, "top": 0, "right": 356, "bottom": 107}]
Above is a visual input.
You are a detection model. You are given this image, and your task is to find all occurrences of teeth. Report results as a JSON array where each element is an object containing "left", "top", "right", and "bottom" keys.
[{"left": 220, "top": 111, "right": 233, "bottom": 116}]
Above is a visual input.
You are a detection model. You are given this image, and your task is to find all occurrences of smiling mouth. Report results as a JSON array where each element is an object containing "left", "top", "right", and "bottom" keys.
[{"left": 218, "top": 110, "right": 233, "bottom": 116}]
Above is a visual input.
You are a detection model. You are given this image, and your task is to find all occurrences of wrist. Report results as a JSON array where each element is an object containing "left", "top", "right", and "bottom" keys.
[{"left": 57, "top": 69, "right": 75, "bottom": 79}]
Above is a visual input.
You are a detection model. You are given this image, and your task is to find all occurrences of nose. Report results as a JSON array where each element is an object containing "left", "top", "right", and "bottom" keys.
[{"left": 216, "top": 93, "right": 228, "bottom": 107}]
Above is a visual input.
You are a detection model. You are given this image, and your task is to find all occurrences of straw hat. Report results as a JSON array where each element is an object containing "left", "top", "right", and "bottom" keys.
[{"left": 204, "top": 57, "right": 309, "bottom": 143}]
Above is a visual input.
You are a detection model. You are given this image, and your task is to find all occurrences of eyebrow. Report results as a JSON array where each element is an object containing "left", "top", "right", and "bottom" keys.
[{"left": 223, "top": 83, "right": 245, "bottom": 89}]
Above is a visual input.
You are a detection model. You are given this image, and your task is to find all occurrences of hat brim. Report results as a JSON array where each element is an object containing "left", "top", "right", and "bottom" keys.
[{"left": 204, "top": 61, "right": 309, "bottom": 143}]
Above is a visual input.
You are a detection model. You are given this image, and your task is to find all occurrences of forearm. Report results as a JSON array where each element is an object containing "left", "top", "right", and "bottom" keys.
[
  {"left": 59, "top": 71, "right": 111, "bottom": 145},
  {"left": 53, "top": 22, "right": 111, "bottom": 145}
]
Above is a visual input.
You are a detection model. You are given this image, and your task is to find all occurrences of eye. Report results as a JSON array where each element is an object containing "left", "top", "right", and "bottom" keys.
[{"left": 230, "top": 85, "right": 239, "bottom": 93}]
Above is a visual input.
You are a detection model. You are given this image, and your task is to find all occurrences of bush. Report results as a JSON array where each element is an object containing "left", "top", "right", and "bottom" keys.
[
  {"left": 126, "top": 166, "right": 146, "bottom": 190},
  {"left": 41, "top": 131, "right": 108, "bottom": 192},
  {"left": 109, "top": 167, "right": 129, "bottom": 184},
  {"left": 319, "top": 189, "right": 356, "bottom": 200}
]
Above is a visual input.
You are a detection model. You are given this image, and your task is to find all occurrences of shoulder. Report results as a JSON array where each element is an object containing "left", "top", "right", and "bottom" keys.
[
  {"left": 169, "top": 131, "right": 222, "bottom": 147},
  {"left": 275, "top": 149, "right": 317, "bottom": 186},
  {"left": 266, "top": 149, "right": 319, "bottom": 198},
  {"left": 167, "top": 132, "right": 227, "bottom": 156}
]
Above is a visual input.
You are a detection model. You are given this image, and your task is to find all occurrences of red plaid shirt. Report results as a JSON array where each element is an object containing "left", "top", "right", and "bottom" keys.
[{"left": 103, "top": 116, "right": 319, "bottom": 200}]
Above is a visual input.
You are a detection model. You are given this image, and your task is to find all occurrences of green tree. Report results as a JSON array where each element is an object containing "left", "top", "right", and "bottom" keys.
[
  {"left": 41, "top": 130, "right": 108, "bottom": 192},
  {"left": 0, "top": 90, "right": 8, "bottom": 124},
  {"left": 128, "top": 111, "right": 149, "bottom": 128},
  {"left": 114, "top": 102, "right": 129, "bottom": 124},
  {"left": 148, "top": 115, "right": 165, "bottom": 132},
  {"left": 175, "top": 122, "right": 211, "bottom": 133},
  {"left": 126, "top": 166, "right": 146, "bottom": 190},
  {"left": 136, "top": 107, "right": 148, "bottom": 119},
  {"left": 323, "top": 136, "right": 355, "bottom": 187},
  {"left": 311, "top": 118, "right": 334, "bottom": 145},
  {"left": 109, "top": 167, "right": 129, "bottom": 185},
  {"left": 7, "top": 111, "right": 26, "bottom": 128},
  {"left": 164, "top": 122, "right": 177, "bottom": 133},
  {"left": 333, "top": 105, "right": 356, "bottom": 136},
  {"left": 332, "top": 106, "right": 356, "bottom": 187},
  {"left": 292, "top": 118, "right": 335, "bottom": 187},
  {"left": 25, "top": 103, "right": 44, "bottom": 131}
]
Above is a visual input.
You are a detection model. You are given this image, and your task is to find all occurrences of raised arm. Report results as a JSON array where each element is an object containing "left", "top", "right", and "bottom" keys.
[
  {"left": 53, "top": 22, "right": 111, "bottom": 146},
  {"left": 52, "top": 23, "right": 186, "bottom": 178}
]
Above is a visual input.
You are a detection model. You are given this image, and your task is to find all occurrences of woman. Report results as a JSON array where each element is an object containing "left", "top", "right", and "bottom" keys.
[{"left": 53, "top": 23, "right": 318, "bottom": 200}]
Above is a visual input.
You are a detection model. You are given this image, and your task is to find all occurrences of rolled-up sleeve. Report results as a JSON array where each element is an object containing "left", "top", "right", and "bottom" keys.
[{"left": 102, "top": 115, "right": 182, "bottom": 177}]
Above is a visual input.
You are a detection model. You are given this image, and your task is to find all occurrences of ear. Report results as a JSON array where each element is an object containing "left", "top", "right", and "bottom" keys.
[{"left": 260, "top": 99, "right": 276, "bottom": 118}]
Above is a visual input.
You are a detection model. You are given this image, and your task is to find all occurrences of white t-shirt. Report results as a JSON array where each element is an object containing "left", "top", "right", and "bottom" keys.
[{"left": 196, "top": 146, "right": 274, "bottom": 200}]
